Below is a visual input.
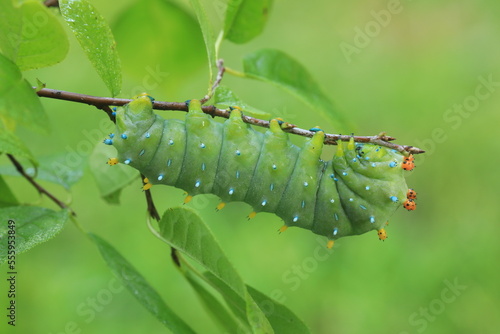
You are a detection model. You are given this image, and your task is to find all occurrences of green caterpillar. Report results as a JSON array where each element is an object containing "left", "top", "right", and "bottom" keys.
[{"left": 105, "top": 94, "right": 416, "bottom": 248}]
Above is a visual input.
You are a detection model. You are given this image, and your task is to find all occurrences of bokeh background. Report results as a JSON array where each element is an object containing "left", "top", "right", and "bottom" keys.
[{"left": 1, "top": 0, "right": 499, "bottom": 333}]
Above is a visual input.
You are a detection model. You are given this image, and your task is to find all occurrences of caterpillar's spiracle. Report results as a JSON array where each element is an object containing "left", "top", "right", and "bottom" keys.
[{"left": 105, "top": 94, "right": 417, "bottom": 248}]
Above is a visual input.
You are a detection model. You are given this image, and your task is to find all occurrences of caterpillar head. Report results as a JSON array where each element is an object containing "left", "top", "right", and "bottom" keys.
[
  {"left": 115, "top": 93, "right": 156, "bottom": 133},
  {"left": 355, "top": 143, "right": 397, "bottom": 162}
]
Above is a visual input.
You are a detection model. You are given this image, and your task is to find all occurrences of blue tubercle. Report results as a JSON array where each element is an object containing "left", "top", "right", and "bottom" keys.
[
  {"left": 103, "top": 139, "right": 113, "bottom": 145},
  {"left": 121, "top": 134, "right": 128, "bottom": 139},
  {"left": 309, "top": 127, "right": 323, "bottom": 132}
]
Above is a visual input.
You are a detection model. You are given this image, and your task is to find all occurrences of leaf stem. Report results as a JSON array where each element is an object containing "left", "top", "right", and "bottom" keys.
[{"left": 224, "top": 67, "right": 246, "bottom": 78}]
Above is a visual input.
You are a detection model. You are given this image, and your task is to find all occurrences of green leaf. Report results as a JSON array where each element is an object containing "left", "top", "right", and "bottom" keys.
[
  {"left": 188, "top": 0, "right": 217, "bottom": 90},
  {"left": 0, "top": 206, "right": 69, "bottom": 264},
  {"left": 59, "top": 0, "right": 121, "bottom": 96},
  {"left": 243, "top": 49, "right": 349, "bottom": 130},
  {"left": 0, "top": 130, "right": 37, "bottom": 167},
  {"left": 247, "top": 286, "right": 311, "bottom": 334},
  {"left": 0, "top": 175, "right": 18, "bottom": 208},
  {"left": 88, "top": 233, "right": 196, "bottom": 334},
  {"left": 0, "top": 0, "right": 69, "bottom": 71},
  {"left": 214, "top": 85, "right": 270, "bottom": 119},
  {"left": 0, "top": 53, "right": 48, "bottom": 133},
  {"left": 89, "top": 142, "right": 138, "bottom": 204},
  {"left": 183, "top": 269, "right": 243, "bottom": 333},
  {"left": 203, "top": 273, "right": 311, "bottom": 334},
  {"left": 112, "top": 0, "right": 205, "bottom": 95},
  {"left": 224, "top": 0, "right": 273, "bottom": 44},
  {"left": 0, "top": 153, "right": 84, "bottom": 190},
  {"left": 157, "top": 207, "right": 273, "bottom": 333},
  {"left": 202, "top": 272, "right": 250, "bottom": 329}
]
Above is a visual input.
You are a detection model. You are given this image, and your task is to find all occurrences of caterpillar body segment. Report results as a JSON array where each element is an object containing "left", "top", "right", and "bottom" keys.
[
  {"left": 176, "top": 99, "right": 223, "bottom": 195},
  {"left": 108, "top": 95, "right": 414, "bottom": 243},
  {"left": 244, "top": 118, "right": 300, "bottom": 214},
  {"left": 214, "top": 107, "right": 263, "bottom": 203}
]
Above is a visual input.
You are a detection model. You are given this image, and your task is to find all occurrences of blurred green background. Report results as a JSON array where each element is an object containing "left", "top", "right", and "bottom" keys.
[{"left": 1, "top": 0, "right": 499, "bottom": 333}]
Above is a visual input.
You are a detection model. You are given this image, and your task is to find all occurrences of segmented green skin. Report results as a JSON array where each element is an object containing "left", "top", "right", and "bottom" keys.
[{"left": 110, "top": 96, "right": 408, "bottom": 241}]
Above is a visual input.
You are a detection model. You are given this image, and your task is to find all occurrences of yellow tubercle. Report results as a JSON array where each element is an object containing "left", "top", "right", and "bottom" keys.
[
  {"left": 142, "top": 183, "right": 152, "bottom": 191},
  {"left": 378, "top": 228, "right": 387, "bottom": 241},
  {"left": 279, "top": 225, "right": 288, "bottom": 233},
  {"left": 143, "top": 177, "right": 149, "bottom": 183},
  {"left": 336, "top": 141, "right": 344, "bottom": 157},
  {"left": 280, "top": 122, "right": 294, "bottom": 130},
  {"left": 269, "top": 119, "right": 283, "bottom": 134},
  {"left": 327, "top": 240, "right": 335, "bottom": 249},
  {"left": 216, "top": 202, "right": 226, "bottom": 211},
  {"left": 183, "top": 195, "right": 193, "bottom": 204},
  {"left": 107, "top": 157, "right": 119, "bottom": 166},
  {"left": 229, "top": 108, "right": 242, "bottom": 120},
  {"left": 248, "top": 211, "right": 257, "bottom": 219},
  {"left": 310, "top": 131, "right": 325, "bottom": 150},
  {"left": 347, "top": 137, "right": 355, "bottom": 150}
]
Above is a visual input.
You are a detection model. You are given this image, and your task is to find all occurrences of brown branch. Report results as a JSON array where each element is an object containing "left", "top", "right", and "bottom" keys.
[
  {"left": 43, "top": 0, "right": 59, "bottom": 7},
  {"left": 141, "top": 174, "right": 160, "bottom": 221},
  {"left": 7, "top": 154, "right": 76, "bottom": 215},
  {"left": 35, "top": 87, "right": 425, "bottom": 154}
]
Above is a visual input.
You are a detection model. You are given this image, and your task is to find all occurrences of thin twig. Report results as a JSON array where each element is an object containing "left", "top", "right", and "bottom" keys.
[
  {"left": 35, "top": 87, "right": 424, "bottom": 154},
  {"left": 7, "top": 154, "right": 76, "bottom": 215},
  {"left": 141, "top": 174, "right": 160, "bottom": 221},
  {"left": 200, "top": 59, "right": 225, "bottom": 104}
]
